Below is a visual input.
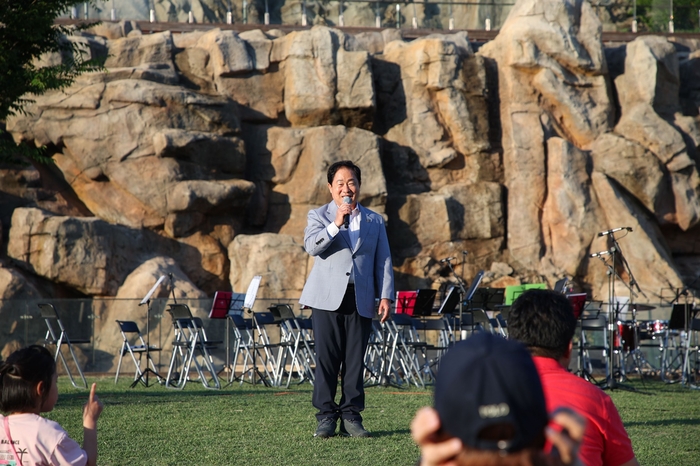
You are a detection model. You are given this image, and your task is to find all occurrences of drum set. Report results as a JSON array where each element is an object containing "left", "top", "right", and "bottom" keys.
[
  {"left": 616, "top": 315, "right": 669, "bottom": 377},
  {"left": 586, "top": 227, "right": 700, "bottom": 389},
  {"left": 577, "top": 303, "right": 700, "bottom": 387}
]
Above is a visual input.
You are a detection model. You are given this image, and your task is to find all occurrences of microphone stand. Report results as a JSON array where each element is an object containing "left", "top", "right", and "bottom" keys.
[
  {"left": 610, "top": 234, "right": 651, "bottom": 384},
  {"left": 442, "top": 257, "right": 470, "bottom": 340},
  {"left": 593, "top": 237, "right": 637, "bottom": 392}
]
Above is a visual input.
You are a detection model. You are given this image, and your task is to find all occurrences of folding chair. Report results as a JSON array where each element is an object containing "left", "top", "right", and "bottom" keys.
[
  {"left": 494, "top": 313, "right": 508, "bottom": 337},
  {"left": 382, "top": 313, "right": 426, "bottom": 388},
  {"left": 38, "top": 303, "right": 89, "bottom": 389},
  {"left": 681, "top": 318, "right": 700, "bottom": 388},
  {"left": 576, "top": 314, "right": 610, "bottom": 383},
  {"left": 251, "top": 311, "right": 288, "bottom": 387},
  {"left": 661, "top": 304, "right": 696, "bottom": 383},
  {"left": 165, "top": 304, "right": 221, "bottom": 390},
  {"left": 269, "top": 304, "right": 316, "bottom": 387},
  {"left": 417, "top": 317, "right": 452, "bottom": 383},
  {"left": 114, "top": 320, "right": 162, "bottom": 385},
  {"left": 364, "top": 319, "right": 387, "bottom": 385},
  {"left": 228, "top": 313, "right": 257, "bottom": 385},
  {"left": 472, "top": 309, "right": 497, "bottom": 334}
]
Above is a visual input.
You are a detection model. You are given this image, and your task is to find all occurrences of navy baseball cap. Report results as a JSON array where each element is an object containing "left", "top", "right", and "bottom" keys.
[{"left": 434, "top": 332, "right": 548, "bottom": 453}]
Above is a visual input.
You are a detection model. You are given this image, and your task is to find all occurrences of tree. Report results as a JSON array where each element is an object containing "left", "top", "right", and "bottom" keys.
[{"left": 0, "top": 0, "right": 102, "bottom": 163}]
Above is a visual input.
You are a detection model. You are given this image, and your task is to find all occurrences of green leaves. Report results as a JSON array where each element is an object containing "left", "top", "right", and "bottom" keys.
[{"left": 0, "top": 0, "right": 104, "bottom": 163}]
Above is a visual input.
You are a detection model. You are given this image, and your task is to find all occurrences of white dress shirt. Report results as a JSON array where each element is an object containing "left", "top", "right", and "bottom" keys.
[{"left": 326, "top": 204, "right": 361, "bottom": 284}]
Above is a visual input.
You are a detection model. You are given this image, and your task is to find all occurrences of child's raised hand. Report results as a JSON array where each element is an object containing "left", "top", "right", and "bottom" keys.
[{"left": 82, "top": 383, "right": 103, "bottom": 429}]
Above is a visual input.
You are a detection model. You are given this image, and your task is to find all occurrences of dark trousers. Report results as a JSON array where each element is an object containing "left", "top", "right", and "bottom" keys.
[{"left": 312, "top": 286, "right": 372, "bottom": 423}]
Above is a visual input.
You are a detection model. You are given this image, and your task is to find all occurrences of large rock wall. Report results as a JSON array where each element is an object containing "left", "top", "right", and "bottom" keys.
[{"left": 4, "top": 0, "right": 700, "bottom": 319}]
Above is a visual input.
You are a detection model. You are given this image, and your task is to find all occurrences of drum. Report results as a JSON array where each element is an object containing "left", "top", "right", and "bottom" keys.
[
  {"left": 617, "top": 321, "right": 637, "bottom": 351},
  {"left": 649, "top": 320, "right": 669, "bottom": 334}
]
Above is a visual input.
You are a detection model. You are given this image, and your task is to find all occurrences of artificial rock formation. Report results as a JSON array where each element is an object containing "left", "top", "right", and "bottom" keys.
[{"left": 3, "top": 0, "right": 700, "bottom": 328}]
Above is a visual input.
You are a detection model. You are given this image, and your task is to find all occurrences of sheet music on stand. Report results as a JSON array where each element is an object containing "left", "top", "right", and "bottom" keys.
[
  {"left": 140, "top": 275, "right": 167, "bottom": 306},
  {"left": 243, "top": 275, "right": 262, "bottom": 311}
]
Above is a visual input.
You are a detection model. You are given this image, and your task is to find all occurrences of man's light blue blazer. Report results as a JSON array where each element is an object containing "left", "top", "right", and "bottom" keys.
[{"left": 299, "top": 201, "right": 395, "bottom": 319}]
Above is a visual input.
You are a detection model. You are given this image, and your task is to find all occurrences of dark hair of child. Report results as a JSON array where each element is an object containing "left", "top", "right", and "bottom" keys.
[{"left": 0, "top": 345, "right": 56, "bottom": 414}]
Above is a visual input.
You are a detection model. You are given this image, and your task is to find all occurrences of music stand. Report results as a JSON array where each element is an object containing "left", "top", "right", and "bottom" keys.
[
  {"left": 504, "top": 283, "right": 547, "bottom": 306},
  {"left": 438, "top": 286, "right": 461, "bottom": 315},
  {"left": 209, "top": 291, "right": 233, "bottom": 319},
  {"left": 239, "top": 276, "right": 263, "bottom": 385},
  {"left": 414, "top": 289, "right": 437, "bottom": 317},
  {"left": 460, "top": 271, "right": 484, "bottom": 335},
  {"left": 395, "top": 291, "right": 418, "bottom": 315},
  {"left": 669, "top": 303, "right": 696, "bottom": 332},
  {"left": 209, "top": 291, "right": 241, "bottom": 384},
  {"left": 554, "top": 277, "right": 569, "bottom": 293},
  {"left": 567, "top": 293, "right": 587, "bottom": 320},
  {"left": 132, "top": 275, "right": 167, "bottom": 388}
]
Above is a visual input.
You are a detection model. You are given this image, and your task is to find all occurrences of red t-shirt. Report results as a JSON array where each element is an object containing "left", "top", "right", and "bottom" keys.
[{"left": 533, "top": 356, "right": 635, "bottom": 466}]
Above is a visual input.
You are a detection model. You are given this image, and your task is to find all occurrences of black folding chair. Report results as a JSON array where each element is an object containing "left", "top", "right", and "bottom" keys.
[
  {"left": 114, "top": 320, "right": 162, "bottom": 385},
  {"left": 38, "top": 303, "right": 89, "bottom": 389},
  {"left": 165, "top": 304, "right": 221, "bottom": 390}
]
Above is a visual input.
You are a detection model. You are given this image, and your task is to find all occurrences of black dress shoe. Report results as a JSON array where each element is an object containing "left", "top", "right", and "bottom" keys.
[
  {"left": 340, "top": 419, "right": 370, "bottom": 437},
  {"left": 314, "top": 418, "right": 337, "bottom": 438}
]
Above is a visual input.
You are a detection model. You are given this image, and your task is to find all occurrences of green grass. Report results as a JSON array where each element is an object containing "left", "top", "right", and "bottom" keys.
[{"left": 45, "top": 376, "right": 700, "bottom": 465}]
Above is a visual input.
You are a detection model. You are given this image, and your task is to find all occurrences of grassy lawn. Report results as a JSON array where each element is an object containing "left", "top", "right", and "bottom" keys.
[{"left": 46, "top": 376, "right": 699, "bottom": 465}]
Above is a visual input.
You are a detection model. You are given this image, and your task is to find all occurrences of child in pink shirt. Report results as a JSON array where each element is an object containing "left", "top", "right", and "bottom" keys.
[{"left": 0, "top": 345, "right": 103, "bottom": 466}]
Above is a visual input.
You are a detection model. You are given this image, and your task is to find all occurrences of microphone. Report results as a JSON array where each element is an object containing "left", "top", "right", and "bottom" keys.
[
  {"left": 589, "top": 247, "right": 616, "bottom": 258},
  {"left": 440, "top": 257, "right": 455, "bottom": 263},
  {"left": 598, "top": 226, "right": 632, "bottom": 237},
  {"left": 462, "top": 250, "right": 468, "bottom": 255},
  {"left": 343, "top": 196, "right": 351, "bottom": 229}
]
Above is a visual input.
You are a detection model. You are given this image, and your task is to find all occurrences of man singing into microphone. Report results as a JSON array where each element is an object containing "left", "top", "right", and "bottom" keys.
[{"left": 299, "top": 160, "right": 394, "bottom": 438}]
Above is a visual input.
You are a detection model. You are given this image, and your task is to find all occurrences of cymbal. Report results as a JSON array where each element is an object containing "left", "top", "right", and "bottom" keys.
[{"left": 630, "top": 303, "right": 656, "bottom": 311}]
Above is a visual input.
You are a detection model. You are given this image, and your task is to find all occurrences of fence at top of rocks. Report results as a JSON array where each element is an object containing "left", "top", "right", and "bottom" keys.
[{"left": 59, "top": 0, "right": 700, "bottom": 35}]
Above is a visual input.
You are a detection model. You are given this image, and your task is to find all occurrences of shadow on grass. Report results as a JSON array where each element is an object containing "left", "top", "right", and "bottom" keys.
[
  {"left": 625, "top": 418, "right": 700, "bottom": 428},
  {"left": 57, "top": 386, "right": 313, "bottom": 407},
  {"left": 370, "top": 429, "right": 411, "bottom": 438}
]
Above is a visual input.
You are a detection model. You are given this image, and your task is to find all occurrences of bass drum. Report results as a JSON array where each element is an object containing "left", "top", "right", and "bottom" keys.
[{"left": 616, "top": 321, "right": 637, "bottom": 351}]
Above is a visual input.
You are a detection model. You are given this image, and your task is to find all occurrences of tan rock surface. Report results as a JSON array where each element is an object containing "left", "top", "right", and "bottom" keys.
[
  {"left": 479, "top": 0, "right": 613, "bottom": 270},
  {"left": 614, "top": 36, "right": 700, "bottom": 230},
  {"left": 7, "top": 208, "right": 228, "bottom": 295},
  {"left": 379, "top": 34, "right": 489, "bottom": 169},
  {"left": 228, "top": 233, "right": 308, "bottom": 300}
]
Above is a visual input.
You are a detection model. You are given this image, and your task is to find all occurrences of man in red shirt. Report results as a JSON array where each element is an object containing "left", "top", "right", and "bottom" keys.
[{"left": 508, "top": 289, "right": 640, "bottom": 466}]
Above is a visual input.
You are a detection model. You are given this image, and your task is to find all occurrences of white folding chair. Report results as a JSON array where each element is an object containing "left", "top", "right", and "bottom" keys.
[
  {"left": 383, "top": 314, "right": 426, "bottom": 388},
  {"left": 252, "top": 311, "right": 287, "bottom": 387},
  {"left": 682, "top": 318, "right": 700, "bottom": 388},
  {"left": 38, "top": 303, "right": 88, "bottom": 389},
  {"left": 269, "top": 304, "right": 316, "bottom": 387},
  {"left": 364, "top": 319, "right": 388, "bottom": 385},
  {"left": 228, "top": 314, "right": 258, "bottom": 385},
  {"left": 165, "top": 304, "right": 221, "bottom": 390}
]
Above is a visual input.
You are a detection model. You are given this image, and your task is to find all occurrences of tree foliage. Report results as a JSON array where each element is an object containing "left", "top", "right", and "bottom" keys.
[{"left": 0, "top": 0, "right": 103, "bottom": 163}]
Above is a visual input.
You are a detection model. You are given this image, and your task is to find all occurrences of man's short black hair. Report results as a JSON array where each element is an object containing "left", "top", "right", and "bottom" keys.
[
  {"left": 327, "top": 160, "right": 361, "bottom": 185},
  {"left": 507, "top": 289, "right": 577, "bottom": 360}
]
